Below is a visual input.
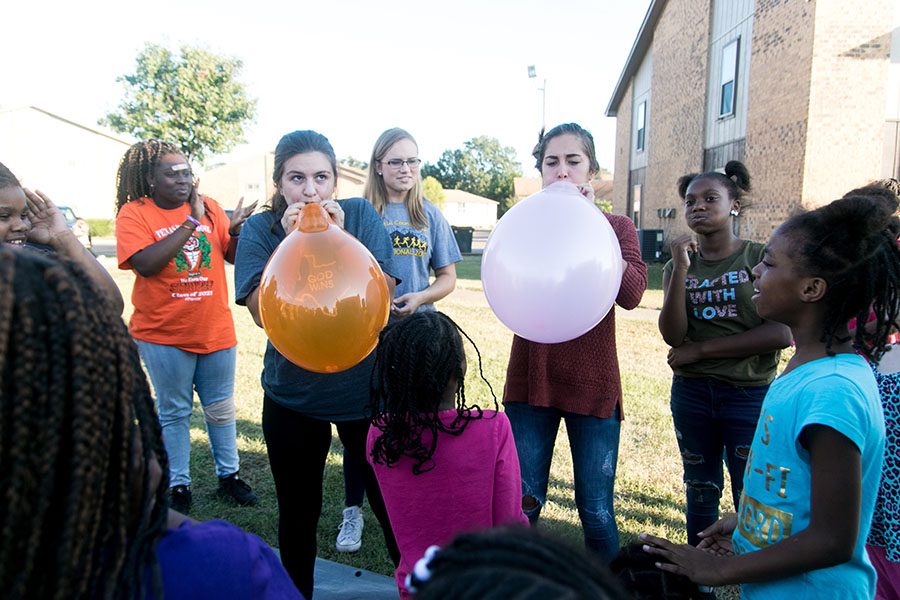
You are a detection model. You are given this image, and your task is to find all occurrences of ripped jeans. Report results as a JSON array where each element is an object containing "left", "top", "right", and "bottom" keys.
[
  {"left": 670, "top": 375, "right": 768, "bottom": 546},
  {"left": 136, "top": 341, "right": 240, "bottom": 487},
  {"left": 504, "top": 402, "right": 621, "bottom": 562}
]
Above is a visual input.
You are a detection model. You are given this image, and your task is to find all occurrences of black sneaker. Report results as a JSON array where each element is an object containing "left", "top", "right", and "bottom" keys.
[
  {"left": 170, "top": 485, "right": 192, "bottom": 514},
  {"left": 217, "top": 472, "right": 258, "bottom": 506}
]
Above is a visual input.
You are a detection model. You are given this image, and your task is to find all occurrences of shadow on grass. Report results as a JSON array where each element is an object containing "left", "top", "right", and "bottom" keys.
[
  {"left": 539, "top": 476, "right": 686, "bottom": 546},
  {"left": 181, "top": 421, "right": 398, "bottom": 576}
]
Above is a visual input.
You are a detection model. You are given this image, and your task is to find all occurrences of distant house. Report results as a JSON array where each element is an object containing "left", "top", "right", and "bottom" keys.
[
  {"left": 441, "top": 189, "right": 498, "bottom": 229},
  {"left": 0, "top": 106, "right": 131, "bottom": 219},
  {"left": 606, "top": 0, "right": 900, "bottom": 242},
  {"left": 201, "top": 153, "right": 367, "bottom": 210}
]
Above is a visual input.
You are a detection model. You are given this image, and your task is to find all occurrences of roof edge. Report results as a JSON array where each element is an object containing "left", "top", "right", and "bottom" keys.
[
  {"left": 605, "top": 0, "right": 666, "bottom": 117},
  {"left": 10, "top": 106, "right": 133, "bottom": 146}
]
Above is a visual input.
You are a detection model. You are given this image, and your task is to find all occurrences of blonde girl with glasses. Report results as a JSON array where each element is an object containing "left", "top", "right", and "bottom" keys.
[
  {"left": 331, "top": 129, "right": 464, "bottom": 555},
  {"left": 363, "top": 128, "right": 462, "bottom": 318}
]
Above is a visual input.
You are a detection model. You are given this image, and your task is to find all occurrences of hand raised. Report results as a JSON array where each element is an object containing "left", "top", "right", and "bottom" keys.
[
  {"left": 229, "top": 196, "right": 258, "bottom": 235},
  {"left": 24, "top": 189, "right": 68, "bottom": 246}
]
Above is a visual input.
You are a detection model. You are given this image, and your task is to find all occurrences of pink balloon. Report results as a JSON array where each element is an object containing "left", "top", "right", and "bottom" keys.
[{"left": 481, "top": 181, "right": 623, "bottom": 344}]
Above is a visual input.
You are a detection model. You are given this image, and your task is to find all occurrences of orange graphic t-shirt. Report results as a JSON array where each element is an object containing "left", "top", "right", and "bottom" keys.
[{"left": 116, "top": 196, "right": 237, "bottom": 353}]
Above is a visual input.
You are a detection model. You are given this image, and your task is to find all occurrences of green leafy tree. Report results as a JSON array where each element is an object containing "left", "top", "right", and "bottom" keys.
[
  {"left": 102, "top": 43, "right": 256, "bottom": 164},
  {"left": 422, "top": 136, "right": 522, "bottom": 213},
  {"left": 422, "top": 176, "right": 445, "bottom": 208}
]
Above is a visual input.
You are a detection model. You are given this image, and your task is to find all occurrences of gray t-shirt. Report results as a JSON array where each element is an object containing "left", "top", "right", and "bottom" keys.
[
  {"left": 381, "top": 200, "right": 461, "bottom": 312},
  {"left": 233, "top": 198, "right": 396, "bottom": 421}
]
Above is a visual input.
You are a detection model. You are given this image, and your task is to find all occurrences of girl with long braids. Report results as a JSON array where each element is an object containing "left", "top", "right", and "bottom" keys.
[
  {"left": 0, "top": 160, "right": 123, "bottom": 313},
  {"left": 368, "top": 311, "right": 527, "bottom": 599},
  {"left": 234, "top": 130, "right": 401, "bottom": 599},
  {"left": 115, "top": 141, "right": 258, "bottom": 514},
  {"left": 643, "top": 190, "right": 899, "bottom": 599},
  {"left": 0, "top": 249, "right": 301, "bottom": 599}
]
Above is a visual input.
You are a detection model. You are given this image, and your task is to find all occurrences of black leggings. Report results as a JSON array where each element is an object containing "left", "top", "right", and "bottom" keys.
[{"left": 262, "top": 395, "right": 400, "bottom": 599}]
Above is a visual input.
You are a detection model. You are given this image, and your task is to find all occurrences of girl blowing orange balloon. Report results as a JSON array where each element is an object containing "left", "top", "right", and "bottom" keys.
[{"left": 233, "top": 130, "right": 401, "bottom": 599}]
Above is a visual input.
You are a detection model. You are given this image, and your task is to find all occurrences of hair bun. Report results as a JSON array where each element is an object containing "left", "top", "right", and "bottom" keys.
[{"left": 723, "top": 161, "right": 752, "bottom": 192}]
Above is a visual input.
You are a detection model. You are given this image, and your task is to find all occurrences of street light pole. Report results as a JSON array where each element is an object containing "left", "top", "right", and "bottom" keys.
[{"left": 527, "top": 65, "right": 546, "bottom": 132}]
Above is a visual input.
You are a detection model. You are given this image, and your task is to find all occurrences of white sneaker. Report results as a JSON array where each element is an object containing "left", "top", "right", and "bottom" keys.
[{"left": 336, "top": 505, "right": 364, "bottom": 553}]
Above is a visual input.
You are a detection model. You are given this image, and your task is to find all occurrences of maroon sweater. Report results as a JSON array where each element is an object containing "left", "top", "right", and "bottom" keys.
[{"left": 503, "top": 213, "right": 648, "bottom": 420}]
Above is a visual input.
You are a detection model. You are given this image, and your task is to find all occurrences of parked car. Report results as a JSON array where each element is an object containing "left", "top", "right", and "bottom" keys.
[{"left": 56, "top": 206, "right": 92, "bottom": 250}]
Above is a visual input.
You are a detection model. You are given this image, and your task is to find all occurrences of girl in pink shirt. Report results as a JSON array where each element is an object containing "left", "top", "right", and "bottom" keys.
[{"left": 368, "top": 311, "right": 528, "bottom": 598}]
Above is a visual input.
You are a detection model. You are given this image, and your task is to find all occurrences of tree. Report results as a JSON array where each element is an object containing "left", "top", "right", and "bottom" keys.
[
  {"left": 340, "top": 156, "right": 368, "bottom": 170},
  {"left": 422, "top": 176, "right": 445, "bottom": 208},
  {"left": 102, "top": 43, "right": 257, "bottom": 164},
  {"left": 422, "top": 136, "right": 522, "bottom": 213}
]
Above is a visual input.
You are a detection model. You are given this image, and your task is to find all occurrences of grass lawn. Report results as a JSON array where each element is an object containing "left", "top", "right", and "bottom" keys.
[{"left": 105, "top": 257, "right": 740, "bottom": 597}]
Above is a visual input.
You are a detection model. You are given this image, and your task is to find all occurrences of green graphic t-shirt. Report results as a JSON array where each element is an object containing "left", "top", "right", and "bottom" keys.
[{"left": 663, "top": 240, "right": 779, "bottom": 386}]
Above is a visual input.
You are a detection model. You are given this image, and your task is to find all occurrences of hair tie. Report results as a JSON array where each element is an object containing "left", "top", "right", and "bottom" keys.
[{"left": 405, "top": 544, "right": 441, "bottom": 593}]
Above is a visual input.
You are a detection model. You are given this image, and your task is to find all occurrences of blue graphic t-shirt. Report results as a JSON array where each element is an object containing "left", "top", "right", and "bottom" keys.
[
  {"left": 732, "top": 354, "right": 884, "bottom": 599},
  {"left": 663, "top": 240, "right": 779, "bottom": 385},
  {"left": 381, "top": 200, "right": 461, "bottom": 312}
]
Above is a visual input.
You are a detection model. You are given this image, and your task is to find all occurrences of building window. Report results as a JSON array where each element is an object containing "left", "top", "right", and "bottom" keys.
[
  {"left": 636, "top": 101, "right": 646, "bottom": 152},
  {"left": 719, "top": 38, "right": 739, "bottom": 117}
]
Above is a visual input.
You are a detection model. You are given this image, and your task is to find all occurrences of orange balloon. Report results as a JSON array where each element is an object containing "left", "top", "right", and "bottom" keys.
[{"left": 258, "top": 203, "right": 391, "bottom": 373}]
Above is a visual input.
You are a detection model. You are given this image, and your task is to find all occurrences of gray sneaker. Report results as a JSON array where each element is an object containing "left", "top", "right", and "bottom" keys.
[{"left": 335, "top": 505, "right": 364, "bottom": 553}]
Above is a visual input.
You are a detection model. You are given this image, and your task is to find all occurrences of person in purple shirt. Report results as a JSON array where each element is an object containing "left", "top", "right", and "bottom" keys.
[{"left": 0, "top": 248, "right": 301, "bottom": 600}]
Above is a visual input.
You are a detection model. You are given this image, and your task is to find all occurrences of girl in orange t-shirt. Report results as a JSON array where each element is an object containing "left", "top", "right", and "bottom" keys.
[{"left": 115, "top": 140, "right": 257, "bottom": 514}]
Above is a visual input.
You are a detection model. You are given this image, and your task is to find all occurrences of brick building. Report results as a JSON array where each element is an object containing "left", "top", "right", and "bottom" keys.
[{"left": 606, "top": 0, "right": 900, "bottom": 253}]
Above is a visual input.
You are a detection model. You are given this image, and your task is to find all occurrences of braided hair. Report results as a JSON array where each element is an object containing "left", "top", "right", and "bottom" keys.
[
  {"left": 677, "top": 160, "right": 751, "bottom": 203},
  {"left": 779, "top": 189, "right": 900, "bottom": 363},
  {"left": 115, "top": 140, "right": 182, "bottom": 214},
  {"left": 413, "top": 526, "right": 628, "bottom": 599},
  {"left": 0, "top": 249, "right": 169, "bottom": 599},
  {"left": 369, "top": 311, "right": 497, "bottom": 474}
]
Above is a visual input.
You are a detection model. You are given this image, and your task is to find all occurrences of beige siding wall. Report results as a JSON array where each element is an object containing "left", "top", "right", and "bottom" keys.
[{"left": 705, "top": 0, "right": 754, "bottom": 149}]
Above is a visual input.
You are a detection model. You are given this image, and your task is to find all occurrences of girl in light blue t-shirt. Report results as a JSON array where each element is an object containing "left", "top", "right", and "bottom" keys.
[
  {"left": 642, "top": 188, "right": 900, "bottom": 599},
  {"left": 332, "top": 128, "right": 462, "bottom": 555}
]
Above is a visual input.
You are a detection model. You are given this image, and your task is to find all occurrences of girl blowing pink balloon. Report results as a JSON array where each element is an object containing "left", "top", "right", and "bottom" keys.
[
  {"left": 503, "top": 123, "right": 648, "bottom": 561},
  {"left": 642, "top": 190, "right": 898, "bottom": 599}
]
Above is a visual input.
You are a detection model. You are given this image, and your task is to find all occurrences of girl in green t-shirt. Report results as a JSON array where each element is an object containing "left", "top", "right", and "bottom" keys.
[{"left": 658, "top": 160, "right": 792, "bottom": 547}]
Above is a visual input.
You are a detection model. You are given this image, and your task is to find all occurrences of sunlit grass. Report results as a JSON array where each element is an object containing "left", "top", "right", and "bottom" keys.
[{"left": 107, "top": 259, "right": 745, "bottom": 596}]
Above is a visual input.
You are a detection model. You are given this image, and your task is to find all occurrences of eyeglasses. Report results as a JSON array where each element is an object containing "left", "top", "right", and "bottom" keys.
[{"left": 383, "top": 158, "right": 422, "bottom": 170}]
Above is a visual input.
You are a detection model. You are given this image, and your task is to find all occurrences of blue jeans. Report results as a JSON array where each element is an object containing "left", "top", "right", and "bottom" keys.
[
  {"left": 670, "top": 375, "right": 768, "bottom": 546},
  {"left": 504, "top": 402, "right": 621, "bottom": 562},
  {"left": 136, "top": 341, "right": 239, "bottom": 487}
]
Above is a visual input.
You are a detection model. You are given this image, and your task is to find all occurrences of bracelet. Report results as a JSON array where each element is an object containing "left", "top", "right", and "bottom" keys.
[{"left": 185, "top": 215, "right": 201, "bottom": 229}]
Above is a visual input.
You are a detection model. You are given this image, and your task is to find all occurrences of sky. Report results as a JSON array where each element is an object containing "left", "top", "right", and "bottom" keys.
[{"left": 3, "top": 0, "right": 650, "bottom": 177}]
